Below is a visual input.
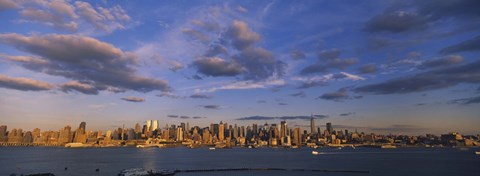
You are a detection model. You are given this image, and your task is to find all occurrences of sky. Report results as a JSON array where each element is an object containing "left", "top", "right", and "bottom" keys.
[{"left": 0, "top": 0, "right": 479, "bottom": 135}]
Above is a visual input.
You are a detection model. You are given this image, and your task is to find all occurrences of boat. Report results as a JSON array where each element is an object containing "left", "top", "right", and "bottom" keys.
[
  {"left": 65, "top": 143, "right": 87, "bottom": 148},
  {"left": 209, "top": 147, "right": 216, "bottom": 150},
  {"left": 337, "top": 147, "right": 342, "bottom": 150},
  {"left": 475, "top": 151, "right": 480, "bottom": 155},
  {"left": 136, "top": 144, "right": 164, "bottom": 148},
  {"left": 312, "top": 151, "right": 319, "bottom": 155},
  {"left": 381, "top": 145, "right": 397, "bottom": 149}
]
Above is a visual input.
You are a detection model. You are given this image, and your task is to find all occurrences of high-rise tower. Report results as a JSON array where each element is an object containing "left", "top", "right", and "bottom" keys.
[{"left": 310, "top": 115, "right": 315, "bottom": 135}]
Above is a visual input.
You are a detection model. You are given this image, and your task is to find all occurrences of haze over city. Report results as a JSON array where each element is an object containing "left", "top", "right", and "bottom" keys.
[{"left": 0, "top": 0, "right": 479, "bottom": 135}]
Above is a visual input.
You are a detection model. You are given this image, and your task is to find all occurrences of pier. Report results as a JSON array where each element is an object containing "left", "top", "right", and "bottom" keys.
[
  {"left": 174, "top": 168, "right": 370, "bottom": 174},
  {"left": 0, "top": 142, "right": 62, "bottom": 147}
]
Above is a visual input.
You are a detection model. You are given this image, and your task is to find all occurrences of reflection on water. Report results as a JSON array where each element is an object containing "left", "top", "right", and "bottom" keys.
[
  {"left": 0, "top": 147, "right": 479, "bottom": 176},
  {"left": 138, "top": 148, "right": 157, "bottom": 170}
]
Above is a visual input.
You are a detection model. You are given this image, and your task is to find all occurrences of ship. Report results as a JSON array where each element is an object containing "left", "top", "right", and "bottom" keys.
[
  {"left": 381, "top": 145, "right": 397, "bottom": 149},
  {"left": 65, "top": 143, "right": 90, "bottom": 148},
  {"left": 475, "top": 151, "right": 480, "bottom": 155},
  {"left": 136, "top": 144, "right": 165, "bottom": 148},
  {"left": 312, "top": 151, "right": 319, "bottom": 155}
]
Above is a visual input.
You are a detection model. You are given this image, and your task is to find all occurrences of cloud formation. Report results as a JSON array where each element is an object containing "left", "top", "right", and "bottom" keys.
[
  {"left": 0, "top": 74, "right": 53, "bottom": 91},
  {"left": 354, "top": 60, "right": 480, "bottom": 94},
  {"left": 365, "top": 0, "right": 480, "bottom": 33},
  {"left": 201, "top": 105, "right": 220, "bottom": 109},
  {"left": 157, "top": 92, "right": 185, "bottom": 99},
  {"left": 340, "top": 112, "right": 355, "bottom": 116},
  {"left": 225, "top": 20, "right": 261, "bottom": 50},
  {"left": 365, "top": 11, "right": 427, "bottom": 33},
  {"left": 192, "top": 57, "right": 244, "bottom": 77},
  {"left": 371, "top": 124, "right": 428, "bottom": 132},
  {"left": 195, "top": 78, "right": 285, "bottom": 93},
  {"left": 167, "top": 115, "right": 179, "bottom": 118},
  {"left": 6, "top": 1, "right": 130, "bottom": 34},
  {"left": 293, "top": 72, "right": 364, "bottom": 89},
  {"left": 449, "top": 96, "right": 480, "bottom": 105},
  {"left": 0, "top": 0, "right": 17, "bottom": 12},
  {"left": 358, "top": 64, "right": 377, "bottom": 74},
  {"left": 190, "top": 20, "right": 286, "bottom": 81},
  {"left": 257, "top": 100, "right": 267, "bottom": 104},
  {"left": 300, "top": 48, "right": 358, "bottom": 75},
  {"left": 440, "top": 36, "right": 480, "bottom": 54},
  {"left": 190, "top": 94, "right": 213, "bottom": 99},
  {"left": 121, "top": 97, "right": 145, "bottom": 102},
  {"left": 236, "top": 115, "right": 328, "bottom": 121},
  {"left": 290, "top": 49, "right": 306, "bottom": 60},
  {"left": 60, "top": 81, "right": 98, "bottom": 95},
  {"left": 290, "top": 91, "right": 306, "bottom": 98},
  {"left": 420, "top": 55, "right": 464, "bottom": 69},
  {"left": 317, "top": 88, "right": 350, "bottom": 101},
  {"left": 0, "top": 33, "right": 170, "bottom": 94}
]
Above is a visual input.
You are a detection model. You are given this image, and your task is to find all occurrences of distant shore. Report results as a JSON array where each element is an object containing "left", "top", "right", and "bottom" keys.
[{"left": 1, "top": 142, "right": 479, "bottom": 149}]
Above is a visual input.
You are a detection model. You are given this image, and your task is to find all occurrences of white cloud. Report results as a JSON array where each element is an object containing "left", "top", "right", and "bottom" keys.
[{"left": 195, "top": 78, "right": 286, "bottom": 93}]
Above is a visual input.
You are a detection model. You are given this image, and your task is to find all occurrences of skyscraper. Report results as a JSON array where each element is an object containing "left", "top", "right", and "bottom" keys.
[
  {"left": 152, "top": 120, "right": 159, "bottom": 131},
  {"left": 59, "top": 125, "right": 71, "bottom": 143},
  {"left": 326, "top": 122, "right": 333, "bottom": 134},
  {"left": 293, "top": 128, "right": 301, "bottom": 146},
  {"left": 219, "top": 121, "right": 225, "bottom": 141},
  {"left": 79, "top": 122, "right": 86, "bottom": 131},
  {"left": 135, "top": 123, "right": 141, "bottom": 133},
  {"left": 74, "top": 122, "right": 87, "bottom": 143},
  {"left": 310, "top": 115, "right": 315, "bottom": 135},
  {"left": 176, "top": 127, "right": 183, "bottom": 141},
  {"left": 0, "top": 125, "right": 7, "bottom": 142},
  {"left": 280, "top": 121, "right": 287, "bottom": 138},
  {"left": 146, "top": 120, "right": 152, "bottom": 132}
]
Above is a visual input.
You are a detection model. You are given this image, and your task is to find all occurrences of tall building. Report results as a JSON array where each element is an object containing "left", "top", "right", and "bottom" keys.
[
  {"left": 59, "top": 125, "right": 71, "bottom": 143},
  {"left": 233, "top": 124, "right": 239, "bottom": 139},
  {"left": 135, "top": 123, "right": 141, "bottom": 133},
  {"left": 8, "top": 128, "right": 23, "bottom": 143},
  {"left": 74, "top": 122, "right": 87, "bottom": 143},
  {"left": 252, "top": 124, "right": 258, "bottom": 137},
  {"left": 0, "top": 125, "right": 7, "bottom": 142},
  {"left": 79, "top": 122, "right": 86, "bottom": 131},
  {"left": 280, "top": 121, "right": 287, "bottom": 138},
  {"left": 23, "top": 131, "right": 33, "bottom": 143},
  {"left": 293, "top": 128, "right": 301, "bottom": 146},
  {"left": 146, "top": 120, "right": 152, "bottom": 132},
  {"left": 310, "top": 116, "right": 315, "bottom": 135},
  {"left": 326, "top": 122, "right": 333, "bottom": 134},
  {"left": 219, "top": 121, "right": 225, "bottom": 141},
  {"left": 152, "top": 120, "right": 159, "bottom": 131},
  {"left": 176, "top": 127, "right": 184, "bottom": 141},
  {"left": 180, "top": 123, "right": 186, "bottom": 132}
]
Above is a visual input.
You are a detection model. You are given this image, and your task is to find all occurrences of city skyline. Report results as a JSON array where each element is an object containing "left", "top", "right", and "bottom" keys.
[
  {"left": 1, "top": 119, "right": 476, "bottom": 149},
  {"left": 1, "top": 0, "right": 479, "bottom": 135}
]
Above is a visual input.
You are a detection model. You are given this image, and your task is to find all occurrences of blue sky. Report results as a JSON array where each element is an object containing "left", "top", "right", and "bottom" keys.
[{"left": 0, "top": 0, "right": 479, "bottom": 135}]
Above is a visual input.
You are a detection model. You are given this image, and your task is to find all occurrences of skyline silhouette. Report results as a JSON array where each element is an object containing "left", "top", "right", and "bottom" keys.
[{"left": 0, "top": 0, "right": 479, "bottom": 135}]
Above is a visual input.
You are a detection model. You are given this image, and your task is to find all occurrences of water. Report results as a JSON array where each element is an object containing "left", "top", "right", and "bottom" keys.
[{"left": 0, "top": 147, "right": 479, "bottom": 176}]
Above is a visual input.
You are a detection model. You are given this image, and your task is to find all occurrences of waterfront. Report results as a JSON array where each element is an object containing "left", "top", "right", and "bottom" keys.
[{"left": 1, "top": 147, "right": 479, "bottom": 176}]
